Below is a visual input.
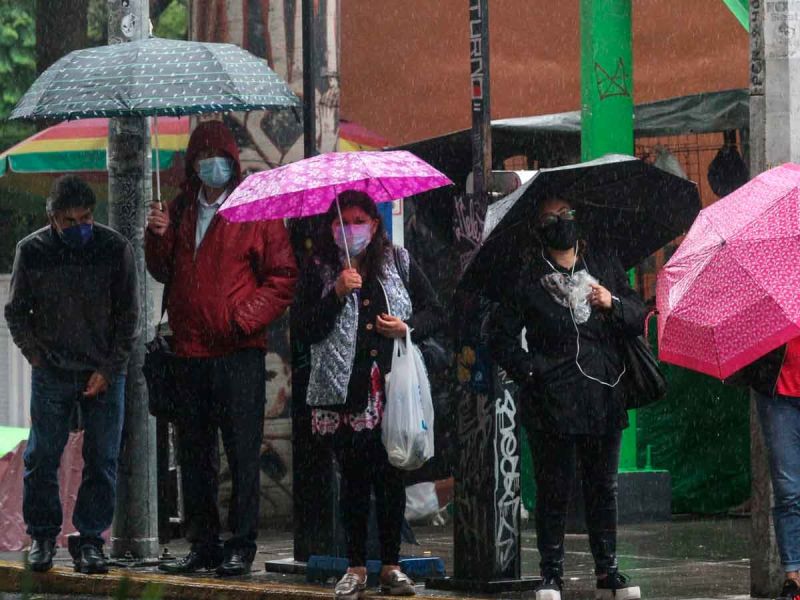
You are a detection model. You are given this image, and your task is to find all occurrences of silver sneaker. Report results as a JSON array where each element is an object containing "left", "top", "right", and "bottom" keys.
[
  {"left": 334, "top": 572, "right": 367, "bottom": 600},
  {"left": 380, "top": 569, "right": 416, "bottom": 596}
]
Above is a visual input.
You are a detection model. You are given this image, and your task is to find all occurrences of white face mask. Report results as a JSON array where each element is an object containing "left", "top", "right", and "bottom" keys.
[{"left": 334, "top": 223, "right": 373, "bottom": 256}]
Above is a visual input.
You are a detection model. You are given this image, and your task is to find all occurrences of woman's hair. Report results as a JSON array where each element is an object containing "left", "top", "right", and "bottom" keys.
[{"left": 318, "top": 190, "right": 388, "bottom": 276}]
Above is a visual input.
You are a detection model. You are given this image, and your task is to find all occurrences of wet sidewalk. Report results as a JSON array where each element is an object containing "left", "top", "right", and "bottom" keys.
[{"left": 0, "top": 517, "right": 753, "bottom": 599}]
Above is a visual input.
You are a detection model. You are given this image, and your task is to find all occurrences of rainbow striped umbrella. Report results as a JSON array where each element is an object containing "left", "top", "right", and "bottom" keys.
[
  {"left": 0, "top": 118, "right": 389, "bottom": 203},
  {"left": 0, "top": 117, "right": 188, "bottom": 177},
  {"left": 0, "top": 118, "right": 387, "bottom": 177}
]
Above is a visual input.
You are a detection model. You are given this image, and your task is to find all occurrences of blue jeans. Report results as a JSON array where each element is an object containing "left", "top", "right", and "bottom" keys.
[
  {"left": 757, "top": 391, "right": 800, "bottom": 572},
  {"left": 23, "top": 367, "right": 125, "bottom": 545}
]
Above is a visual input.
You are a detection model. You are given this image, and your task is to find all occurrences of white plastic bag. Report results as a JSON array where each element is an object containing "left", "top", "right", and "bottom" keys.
[
  {"left": 405, "top": 482, "right": 440, "bottom": 522},
  {"left": 382, "top": 328, "right": 435, "bottom": 470}
]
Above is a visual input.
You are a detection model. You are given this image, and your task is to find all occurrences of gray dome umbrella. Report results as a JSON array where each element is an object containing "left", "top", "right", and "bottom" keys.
[
  {"left": 10, "top": 37, "right": 299, "bottom": 120},
  {"left": 10, "top": 37, "right": 299, "bottom": 203}
]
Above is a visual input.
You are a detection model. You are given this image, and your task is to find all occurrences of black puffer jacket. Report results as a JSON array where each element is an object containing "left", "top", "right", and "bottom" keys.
[{"left": 488, "top": 249, "right": 647, "bottom": 435}]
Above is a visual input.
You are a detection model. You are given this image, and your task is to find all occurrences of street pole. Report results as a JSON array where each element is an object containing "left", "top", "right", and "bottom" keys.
[
  {"left": 580, "top": 0, "right": 643, "bottom": 473},
  {"left": 291, "top": 0, "right": 342, "bottom": 563},
  {"left": 580, "top": 0, "right": 634, "bottom": 161},
  {"left": 107, "top": 0, "right": 159, "bottom": 560},
  {"left": 302, "top": 0, "right": 317, "bottom": 159},
  {"left": 748, "top": 0, "right": 796, "bottom": 595},
  {"left": 434, "top": 1, "right": 530, "bottom": 592}
]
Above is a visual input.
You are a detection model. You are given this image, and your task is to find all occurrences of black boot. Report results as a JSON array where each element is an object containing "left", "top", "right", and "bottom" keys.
[
  {"left": 159, "top": 548, "right": 223, "bottom": 574},
  {"left": 596, "top": 569, "right": 640, "bottom": 600},
  {"left": 74, "top": 544, "right": 108, "bottom": 575},
  {"left": 27, "top": 538, "right": 56, "bottom": 573},
  {"left": 216, "top": 549, "right": 252, "bottom": 577}
]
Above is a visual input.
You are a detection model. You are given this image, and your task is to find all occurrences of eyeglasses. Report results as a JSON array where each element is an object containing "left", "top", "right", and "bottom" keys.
[{"left": 537, "top": 208, "right": 576, "bottom": 228}]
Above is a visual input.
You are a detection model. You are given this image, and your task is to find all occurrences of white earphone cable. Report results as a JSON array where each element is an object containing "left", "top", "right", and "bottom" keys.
[{"left": 541, "top": 243, "right": 626, "bottom": 388}]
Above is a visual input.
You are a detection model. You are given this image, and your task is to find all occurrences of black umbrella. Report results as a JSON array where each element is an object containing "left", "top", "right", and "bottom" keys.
[{"left": 459, "top": 154, "right": 701, "bottom": 298}]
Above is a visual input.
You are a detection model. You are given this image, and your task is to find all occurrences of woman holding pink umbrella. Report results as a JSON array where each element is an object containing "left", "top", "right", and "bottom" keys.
[{"left": 294, "top": 190, "right": 444, "bottom": 600}]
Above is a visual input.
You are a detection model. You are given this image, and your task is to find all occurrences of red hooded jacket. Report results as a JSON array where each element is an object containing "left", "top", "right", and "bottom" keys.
[{"left": 145, "top": 121, "right": 298, "bottom": 358}]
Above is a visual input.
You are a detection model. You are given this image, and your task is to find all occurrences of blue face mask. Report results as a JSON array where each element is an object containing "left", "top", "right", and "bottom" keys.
[
  {"left": 334, "top": 224, "right": 374, "bottom": 257},
  {"left": 197, "top": 157, "right": 234, "bottom": 189},
  {"left": 58, "top": 223, "right": 94, "bottom": 249}
]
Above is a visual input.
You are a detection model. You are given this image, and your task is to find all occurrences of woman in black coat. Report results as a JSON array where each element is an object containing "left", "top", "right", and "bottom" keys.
[
  {"left": 294, "top": 190, "right": 443, "bottom": 600},
  {"left": 488, "top": 196, "right": 646, "bottom": 600}
]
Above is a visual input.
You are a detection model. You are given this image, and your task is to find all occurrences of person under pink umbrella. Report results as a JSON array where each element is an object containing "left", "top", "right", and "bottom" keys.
[
  {"left": 658, "top": 163, "right": 800, "bottom": 600},
  {"left": 218, "top": 149, "right": 453, "bottom": 269},
  {"left": 293, "top": 191, "right": 444, "bottom": 600}
]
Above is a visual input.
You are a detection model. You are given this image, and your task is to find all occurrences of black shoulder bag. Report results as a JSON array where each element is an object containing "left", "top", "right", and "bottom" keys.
[
  {"left": 621, "top": 311, "right": 667, "bottom": 410},
  {"left": 143, "top": 198, "right": 189, "bottom": 421}
]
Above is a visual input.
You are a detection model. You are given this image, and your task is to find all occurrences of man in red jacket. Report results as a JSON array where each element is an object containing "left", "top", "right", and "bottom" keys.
[{"left": 145, "top": 121, "right": 297, "bottom": 577}]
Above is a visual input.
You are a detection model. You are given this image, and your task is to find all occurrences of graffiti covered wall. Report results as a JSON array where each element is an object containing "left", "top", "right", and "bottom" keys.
[{"left": 189, "top": 0, "right": 340, "bottom": 523}]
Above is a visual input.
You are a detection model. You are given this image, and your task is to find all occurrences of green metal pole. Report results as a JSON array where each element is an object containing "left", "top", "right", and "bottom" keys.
[
  {"left": 580, "top": 0, "right": 633, "bottom": 161},
  {"left": 580, "top": 0, "right": 638, "bottom": 471}
]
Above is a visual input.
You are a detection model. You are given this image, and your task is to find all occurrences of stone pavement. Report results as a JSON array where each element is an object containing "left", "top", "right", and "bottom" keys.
[{"left": 0, "top": 517, "right": 756, "bottom": 599}]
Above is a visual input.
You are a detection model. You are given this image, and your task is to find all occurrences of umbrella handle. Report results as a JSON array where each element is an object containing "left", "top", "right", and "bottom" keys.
[
  {"left": 335, "top": 197, "right": 352, "bottom": 270},
  {"left": 645, "top": 310, "right": 658, "bottom": 344}
]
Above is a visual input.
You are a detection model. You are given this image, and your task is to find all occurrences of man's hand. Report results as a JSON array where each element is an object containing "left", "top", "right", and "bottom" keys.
[
  {"left": 83, "top": 372, "right": 109, "bottom": 398},
  {"left": 588, "top": 284, "right": 613, "bottom": 311},
  {"left": 146, "top": 202, "right": 170, "bottom": 236},
  {"left": 376, "top": 314, "right": 408, "bottom": 339}
]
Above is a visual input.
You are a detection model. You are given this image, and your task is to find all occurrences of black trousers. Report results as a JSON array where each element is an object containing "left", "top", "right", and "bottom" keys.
[
  {"left": 528, "top": 430, "right": 622, "bottom": 577},
  {"left": 333, "top": 429, "right": 406, "bottom": 567},
  {"left": 175, "top": 348, "right": 266, "bottom": 562}
]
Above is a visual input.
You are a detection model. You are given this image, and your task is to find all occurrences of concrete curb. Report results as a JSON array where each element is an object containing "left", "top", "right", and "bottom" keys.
[
  {"left": 0, "top": 559, "right": 458, "bottom": 599},
  {"left": 0, "top": 559, "right": 334, "bottom": 599}
]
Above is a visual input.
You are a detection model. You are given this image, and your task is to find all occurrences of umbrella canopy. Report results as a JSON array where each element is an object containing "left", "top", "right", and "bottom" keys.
[
  {"left": 458, "top": 154, "right": 702, "bottom": 298},
  {"left": 0, "top": 118, "right": 389, "bottom": 210},
  {"left": 0, "top": 117, "right": 187, "bottom": 175},
  {"left": 657, "top": 163, "right": 800, "bottom": 380},
  {"left": 0, "top": 118, "right": 386, "bottom": 177},
  {"left": 219, "top": 150, "right": 453, "bottom": 222},
  {"left": 10, "top": 37, "right": 298, "bottom": 120}
]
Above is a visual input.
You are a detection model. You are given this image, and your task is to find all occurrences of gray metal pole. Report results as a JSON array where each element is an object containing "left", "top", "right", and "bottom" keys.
[
  {"left": 107, "top": 0, "right": 159, "bottom": 560},
  {"left": 302, "top": 0, "right": 317, "bottom": 158},
  {"left": 749, "top": 0, "right": 795, "bottom": 596},
  {"left": 442, "top": 0, "right": 527, "bottom": 592}
]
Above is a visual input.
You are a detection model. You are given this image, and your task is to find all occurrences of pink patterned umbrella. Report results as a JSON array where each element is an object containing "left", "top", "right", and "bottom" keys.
[
  {"left": 657, "top": 163, "right": 800, "bottom": 380},
  {"left": 219, "top": 150, "right": 452, "bottom": 222}
]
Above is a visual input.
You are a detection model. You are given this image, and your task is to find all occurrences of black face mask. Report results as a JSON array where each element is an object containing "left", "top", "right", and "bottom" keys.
[{"left": 538, "top": 218, "right": 579, "bottom": 251}]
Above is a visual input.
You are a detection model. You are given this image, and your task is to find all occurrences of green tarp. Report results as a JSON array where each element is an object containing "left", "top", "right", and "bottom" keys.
[{"left": 0, "top": 426, "right": 28, "bottom": 456}]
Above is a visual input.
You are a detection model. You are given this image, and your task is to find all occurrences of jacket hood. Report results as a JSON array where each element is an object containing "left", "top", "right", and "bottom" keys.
[{"left": 183, "top": 121, "right": 242, "bottom": 194}]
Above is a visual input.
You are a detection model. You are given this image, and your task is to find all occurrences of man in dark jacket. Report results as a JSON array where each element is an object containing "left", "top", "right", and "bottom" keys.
[
  {"left": 145, "top": 121, "right": 298, "bottom": 577},
  {"left": 4, "top": 175, "right": 140, "bottom": 575}
]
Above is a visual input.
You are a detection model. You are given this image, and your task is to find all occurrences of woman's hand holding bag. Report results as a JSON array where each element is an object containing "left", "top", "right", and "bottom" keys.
[{"left": 382, "top": 327, "right": 435, "bottom": 470}]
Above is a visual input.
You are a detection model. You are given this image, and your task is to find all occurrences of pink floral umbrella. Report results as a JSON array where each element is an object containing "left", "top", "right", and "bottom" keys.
[
  {"left": 219, "top": 150, "right": 452, "bottom": 265},
  {"left": 657, "top": 163, "right": 800, "bottom": 380}
]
